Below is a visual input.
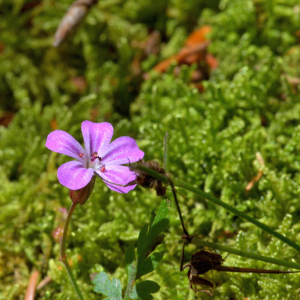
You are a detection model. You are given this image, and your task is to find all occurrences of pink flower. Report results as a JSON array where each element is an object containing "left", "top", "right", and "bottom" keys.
[{"left": 45, "top": 121, "right": 144, "bottom": 193}]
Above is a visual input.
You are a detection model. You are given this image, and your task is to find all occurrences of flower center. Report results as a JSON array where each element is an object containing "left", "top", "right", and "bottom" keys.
[
  {"left": 79, "top": 152, "right": 106, "bottom": 172},
  {"left": 91, "top": 152, "right": 101, "bottom": 162}
]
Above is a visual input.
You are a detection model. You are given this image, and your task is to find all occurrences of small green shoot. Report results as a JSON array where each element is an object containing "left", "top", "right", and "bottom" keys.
[{"left": 93, "top": 200, "right": 170, "bottom": 300}]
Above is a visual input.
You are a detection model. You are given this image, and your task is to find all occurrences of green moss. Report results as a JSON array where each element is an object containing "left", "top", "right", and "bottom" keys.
[{"left": 1, "top": 0, "right": 300, "bottom": 299}]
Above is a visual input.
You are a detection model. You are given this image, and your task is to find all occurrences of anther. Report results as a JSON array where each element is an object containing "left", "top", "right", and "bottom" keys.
[{"left": 91, "top": 152, "right": 102, "bottom": 162}]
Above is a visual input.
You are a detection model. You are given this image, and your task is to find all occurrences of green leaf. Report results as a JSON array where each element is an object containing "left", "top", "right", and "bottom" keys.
[
  {"left": 136, "top": 252, "right": 164, "bottom": 278},
  {"left": 124, "top": 201, "right": 169, "bottom": 298},
  {"left": 136, "top": 200, "right": 169, "bottom": 279},
  {"left": 135, "top": 281, "right": 160, "bottom": 300},
  {"left": 92, "top": 271, "right": 122, "bottom": 300},
  {"left": 128, "top": 280, "right": 160, "bottom": 300},
  {"left": 124, "top": 245, "right": 138, "bottom": 300},
  {"left": 151, "top": 200, "right": 169, "bottom": 226}
]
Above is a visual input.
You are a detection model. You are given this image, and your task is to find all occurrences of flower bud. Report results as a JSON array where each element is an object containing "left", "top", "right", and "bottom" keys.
[{"left": 69, "top": 176, "right": 96, "bottom": 205}]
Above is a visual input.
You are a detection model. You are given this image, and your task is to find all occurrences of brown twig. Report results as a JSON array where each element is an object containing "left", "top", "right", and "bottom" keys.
[
  {"left": 245, "top": 152, "right": 265, "bottom": 191},
  {"left": 53, "top": 0, "right": 98, "bottom": 47},
  {"left": 25, "top": 270, "right": 39, "bottom": 300},
  {"left": 36, "top": 276, "right": 52, "bottom": 290}
]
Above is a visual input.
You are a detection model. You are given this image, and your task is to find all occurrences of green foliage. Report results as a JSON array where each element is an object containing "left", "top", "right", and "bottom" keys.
[
  {"left": 93, "top": 272, "right": 122, "bottom": 300},
  {"left": 134, "top": 281, "right": 160, "bottom": 300},
  {"left": 2, "top": 0, "right": 300, "bottom": 299},
  {"left": 124, "top": 245, "right": 137, "bottom": 299},
  {"left": 93, "top": 200, "right": 169, "bottom": 300},
  {"left": 136, "top": 199, "right": 169, "bottom": 279}
]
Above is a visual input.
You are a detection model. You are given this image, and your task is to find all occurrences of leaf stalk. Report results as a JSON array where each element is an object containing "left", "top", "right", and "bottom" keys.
[{"left": 60, "top": 202, "right": 85, "bottom": 300}]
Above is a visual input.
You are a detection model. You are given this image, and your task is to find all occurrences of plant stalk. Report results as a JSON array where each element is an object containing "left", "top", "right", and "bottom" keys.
[
  {"left": 135, "top": 165, "right": 300, "bottom": 253},
  {"left": 175, "top": 179, "right": 300, "bottom": 253},
  {"left": 135, "top": 165, "right": 191, "bottom": 237},
  {"left": 167, "top": 177, "right": 190, "bottom": 236},
  {"left": 192, "top": 239, "right": 300, "bottom": 270},
  {"left": 60, "top": 202, "right": 85, "bottom": 300}
]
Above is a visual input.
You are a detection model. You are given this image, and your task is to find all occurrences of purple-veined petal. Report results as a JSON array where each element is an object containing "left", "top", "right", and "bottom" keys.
[
  {"left": 57, "top": 161, "right": 94, "bottom": 190},
  {"left": 101, "top": 137, "right": 144, "bottom": 166},
  {"left": 81, "top": 121, "right": 113, "bottom": 158},
  {"left": 95, "top": 165, "right": 137, "bottom": 193},
  {"left": 45, "top": 130, "right": 86, "bottom": 163}
]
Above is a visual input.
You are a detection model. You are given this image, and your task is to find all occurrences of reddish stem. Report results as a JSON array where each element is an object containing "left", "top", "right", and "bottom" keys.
[{"left": 25, "top": 270, "right": 39, "bottom": 300}]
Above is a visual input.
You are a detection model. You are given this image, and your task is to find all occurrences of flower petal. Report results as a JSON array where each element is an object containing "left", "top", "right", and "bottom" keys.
[
  {"left": 45, "top": 130, "right": 86, "bottom": 162},
  {"left": 95, "top": 165, "right": 137, "bottom": 193},
  {"left": 101, "top": 137, "right": 144, "bottom": 165},
  {"left": 81, "top": 121, "right": 113, "bottom": 158},
  {"left": 57, "top": 161, "right": 94, "bottom": 190}
]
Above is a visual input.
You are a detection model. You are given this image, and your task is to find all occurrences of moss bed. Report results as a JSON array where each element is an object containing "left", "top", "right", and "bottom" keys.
[{"left": 1, "top": 0, "right": 300, "bottom": 299}]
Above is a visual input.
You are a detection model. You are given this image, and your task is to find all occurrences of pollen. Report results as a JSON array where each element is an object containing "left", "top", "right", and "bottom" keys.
[
  {"left": 101, "top": 166, "right": 106, "bottom": 172},
  {"left": 79, "top": 153, "right": 84, "bottom": 157}
]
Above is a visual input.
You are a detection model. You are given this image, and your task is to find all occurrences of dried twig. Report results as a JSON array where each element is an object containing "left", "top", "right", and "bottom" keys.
[
  {"left": 36, "top": 275, "right": 52, "bottom": 290},
  {"left": 25, "top": 270, "right": 39, "bottom": 300},
  {"left": 53, "top": 0, "right": 98, "bottom": 47},
  {"left": 245, "top": 152, "right": 265, "bottom": 191}
]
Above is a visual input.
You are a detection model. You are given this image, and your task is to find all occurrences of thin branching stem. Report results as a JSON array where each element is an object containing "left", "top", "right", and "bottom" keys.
[
  {"left": 192, "top": 239, "right": 300, "bottom": 270},
  {"left": 175, "top": 179, "right": 300, "bottom": 253},
  {"left": 135, "top": 165, "right": 191, "bottom": 237},
  {"left": 180, "top": 240, "right": 188, "bottom": 271},
  {"left": 135, "top": 165, "right": 300, "bottom": 254},
  {"left": 60, "top": 202, "right": 85, "bottom": 300},
  {"left": 135, "top": 165, "right": 168, "bottom": 184},
  {"left": 167, "top": 177, "right": 190, "bottom": 237}
]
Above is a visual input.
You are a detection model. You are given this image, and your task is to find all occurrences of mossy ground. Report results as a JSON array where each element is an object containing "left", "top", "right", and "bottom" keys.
[{"left": 1, "top": 0, "right": 300, "bottom": 299}]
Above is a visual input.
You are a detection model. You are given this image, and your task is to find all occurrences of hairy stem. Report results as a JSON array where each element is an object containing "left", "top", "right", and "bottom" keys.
[
  {"left": 135, "top": 165, "right": 300, "bottom": 253},
  {"left": 135, "top": 165, "right": 169, "bottom": 184},
  {"left": 136, "top": 165, "right": 191, "bottom": 237},
  {"left": 60, "top": 202, "right": 85, "bottom": 300},
  {"left": 192, "top": 239, "right": 300, "bottom": 270},
  {"left": 175, "top": 179, "right": 300, "bottom": 253}
]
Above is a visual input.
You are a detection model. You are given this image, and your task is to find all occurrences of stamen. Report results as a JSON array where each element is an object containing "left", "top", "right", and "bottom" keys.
[
  {"left": 79, "top": 153, "right": 84, "bottom": 157},
  {"left": 101, "top": 166, "right": 106, "bottom": 172},
  {"left": 91, "top": 152, "right": 102, "bottom": 162}
]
